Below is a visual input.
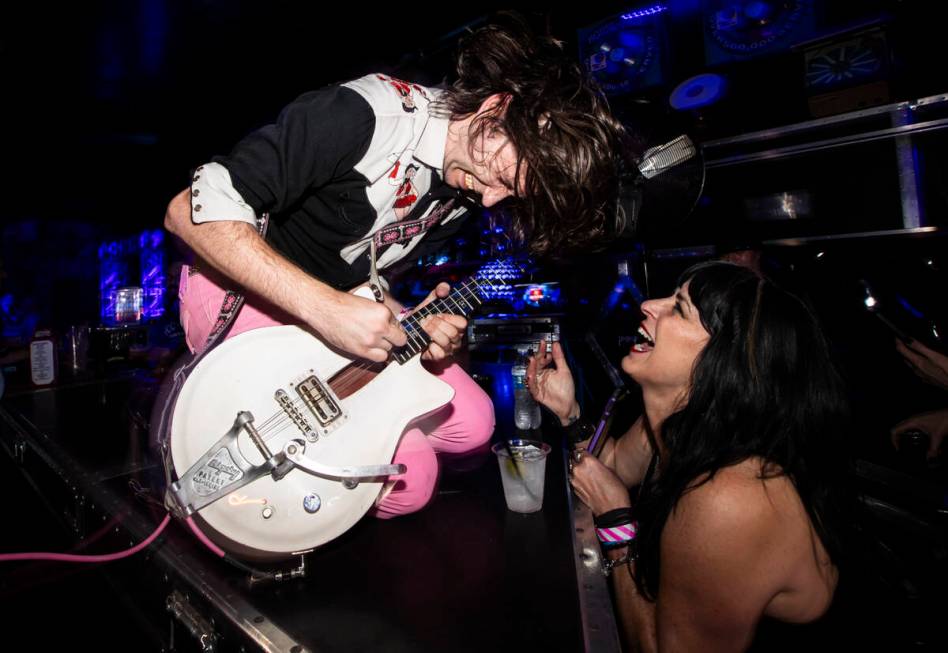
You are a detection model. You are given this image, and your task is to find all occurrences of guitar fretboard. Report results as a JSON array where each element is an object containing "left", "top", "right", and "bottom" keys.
[{"left": 392, "top": 275, "right": 497, "bottom": 364}]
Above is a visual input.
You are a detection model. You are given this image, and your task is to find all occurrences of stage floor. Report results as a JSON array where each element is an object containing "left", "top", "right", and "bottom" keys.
[{"left": 0, "top": 372, "right": 617, "bottom": 652}]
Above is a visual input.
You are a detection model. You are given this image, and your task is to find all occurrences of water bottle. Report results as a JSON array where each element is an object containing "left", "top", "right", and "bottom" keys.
[{"left": 512, "top": 348, "right": 542, "bottom": 430}]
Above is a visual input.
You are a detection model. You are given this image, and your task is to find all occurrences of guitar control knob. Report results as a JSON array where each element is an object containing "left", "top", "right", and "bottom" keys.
[{"left": 303, "top": 493, "right": 322, "bottom": 514}]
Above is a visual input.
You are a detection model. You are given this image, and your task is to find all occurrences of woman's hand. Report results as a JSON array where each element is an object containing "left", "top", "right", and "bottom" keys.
[
  {"left": 896, "top": 339, "right": 948, "bottom": 391},
  {"left": 526, "top": 340, "right": 579, "bottom": 425},
  {"left": 569, "top": 450, "right": 632, "bottom": 516}
]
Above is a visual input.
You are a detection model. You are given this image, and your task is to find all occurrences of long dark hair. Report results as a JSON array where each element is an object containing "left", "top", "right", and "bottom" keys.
[
  {"left": 633, "top": 261, "right": 850, "bottom": 599},
  {"left": 435, "top": 13, "right": 631, "bottom": 255}
]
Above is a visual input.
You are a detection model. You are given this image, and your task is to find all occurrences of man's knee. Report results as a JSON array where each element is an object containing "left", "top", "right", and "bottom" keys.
[
  {"left": 371, "top": 429, "right": 439, "bottom": 519},
  {"left": 460, "top": 384, "right": 495, "bottom": 447}
]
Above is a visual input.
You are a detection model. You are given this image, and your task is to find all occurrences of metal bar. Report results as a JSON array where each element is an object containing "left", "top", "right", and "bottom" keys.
[
  {"left": 564, "top": 447, "right": 622, "bottom": 653},
  {"left": 704, "top": 117, "right": 948, "bottom": 169},
  {"left": 893, "top": 106, "right": 923, "bottom": 228},
  {"left": 643, "top": 228, "right": 940, "bottom": 258},
  {"left": 761, "top": 226, "right": 939, "bottom": 247},
  {"left": 702, "top": 92, "right": 948, "bottom": 149}
]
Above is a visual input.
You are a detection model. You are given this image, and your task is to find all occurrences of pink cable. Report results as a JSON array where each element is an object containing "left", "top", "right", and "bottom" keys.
[
  {"left": 0, "top": 514, "right": 172, "bottom": 563},
  {"left": 185, "top": 516, "right": 227, "bottom": 558}
]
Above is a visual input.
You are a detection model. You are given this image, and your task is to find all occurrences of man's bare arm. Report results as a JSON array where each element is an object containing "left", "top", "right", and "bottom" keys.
[{"left": 164, "top": 189, "right": 406, "bottom": 361}]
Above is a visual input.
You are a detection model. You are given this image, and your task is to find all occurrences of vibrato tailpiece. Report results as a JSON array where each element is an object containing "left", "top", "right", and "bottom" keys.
[{"left": 167, "top": 411, "right": 406, "bottom": 517}]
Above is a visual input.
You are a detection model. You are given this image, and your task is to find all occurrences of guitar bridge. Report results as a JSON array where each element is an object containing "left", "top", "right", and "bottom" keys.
[
  {"left": 275, "top": 389, "right": 318, "bottom": 442},
  {"left": 294, "top": 374, "right": 346, "bottom": 435}
]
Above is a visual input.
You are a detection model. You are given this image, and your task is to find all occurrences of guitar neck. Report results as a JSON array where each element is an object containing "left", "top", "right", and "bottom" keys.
[{"left": 392, "top": 275, "right": 496, "bottom": 363}]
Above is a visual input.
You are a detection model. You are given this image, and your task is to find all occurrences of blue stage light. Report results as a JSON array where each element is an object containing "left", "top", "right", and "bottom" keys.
[{"left": 621, "top": 4, "right": 668, "bottom": 21}]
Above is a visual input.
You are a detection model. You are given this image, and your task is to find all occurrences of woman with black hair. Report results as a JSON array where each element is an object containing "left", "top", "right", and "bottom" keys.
[{"left": 527, "top": 261, "right": 848, "bottom": 652}]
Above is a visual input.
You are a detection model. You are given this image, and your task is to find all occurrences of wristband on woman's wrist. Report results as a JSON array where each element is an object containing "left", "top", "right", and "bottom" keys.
[
  {"left": 594, "top": 507, "right": 637, "bottom": 548},
  {"left": 563, "top": 412, "right": 595, "bottom": 444},
  {"left": 596, "top": 522, "right": 637, "bottom": 547},
  {"left": 594, "top": 507, "right": 634, "bottom": 528}
]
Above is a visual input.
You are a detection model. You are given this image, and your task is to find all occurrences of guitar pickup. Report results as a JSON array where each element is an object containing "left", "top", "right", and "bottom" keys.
[{"left": 295, "top": 375, "right": 345, "bottom": 434}]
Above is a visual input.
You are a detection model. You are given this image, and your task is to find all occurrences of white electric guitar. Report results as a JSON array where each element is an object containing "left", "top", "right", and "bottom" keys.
[{"left": 166, "top": 273, "right": 495, "bottom": 560}]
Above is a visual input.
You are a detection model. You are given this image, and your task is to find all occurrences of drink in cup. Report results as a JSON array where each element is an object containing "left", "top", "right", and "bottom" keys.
[{"left": 492, "top": 439, "right": 551, "bottom": 513}]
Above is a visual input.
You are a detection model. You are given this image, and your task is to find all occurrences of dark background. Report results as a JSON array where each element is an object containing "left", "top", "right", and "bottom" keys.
[
  {"left": 3, "top": 1, "right": 947, "bottom": 226},
  {"left": 1, "top": 4, "right": 947, "bottom": 649},
  {"left": 2, "top": 1, "right": 947, "bottom": 327}
]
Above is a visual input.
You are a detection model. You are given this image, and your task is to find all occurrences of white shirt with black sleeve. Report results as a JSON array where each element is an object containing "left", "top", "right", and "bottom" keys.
[{"left": 189, "top": 73, "right": 471, "bottom": 290}]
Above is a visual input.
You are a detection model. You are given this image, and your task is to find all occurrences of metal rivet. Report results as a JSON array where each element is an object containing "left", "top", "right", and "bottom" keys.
[
  {"left": 262, "top": 506, "right": 274, "bottom": 519},
  {"left": 192, "top": 188, "right": 200, "bottom": 196},
  {"left": 193, "top": 175, "right": 200, "bottom": 182},
  {"left": 194, "top": 204, "right": 202, "bottom": 212}
]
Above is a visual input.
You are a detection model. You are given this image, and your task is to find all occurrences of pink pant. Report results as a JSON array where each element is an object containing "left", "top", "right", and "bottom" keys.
[{"left": 177, "top": 266, "right": 495, "bottom": 518}]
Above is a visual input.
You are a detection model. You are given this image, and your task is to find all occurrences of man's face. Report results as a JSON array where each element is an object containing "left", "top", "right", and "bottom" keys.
[{"left": 443, "top": 96, "right": 527, "bottom": 207}]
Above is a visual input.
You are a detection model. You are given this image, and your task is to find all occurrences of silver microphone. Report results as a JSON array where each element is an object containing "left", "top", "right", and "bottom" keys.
[{"left": 637, "top": 135, "right": 697, "bottom": 180}]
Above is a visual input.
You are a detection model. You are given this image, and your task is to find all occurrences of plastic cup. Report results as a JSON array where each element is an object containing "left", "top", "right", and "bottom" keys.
[{"left": 491, "top": 439, "right": 551, "bottom": 513}]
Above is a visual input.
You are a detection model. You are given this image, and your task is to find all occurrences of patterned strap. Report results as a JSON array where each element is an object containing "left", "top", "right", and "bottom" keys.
[{"left": 372, "top": 197, "right": 456, "bottom": 249}]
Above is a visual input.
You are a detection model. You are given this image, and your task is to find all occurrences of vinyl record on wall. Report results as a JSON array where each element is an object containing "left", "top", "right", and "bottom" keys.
[
  {"left": 669, "top": 73, "right": 729, "bottom": 110},
  {"left": 804, "top": 28, "right": 888, "bottom": 92},
  {"left": 704, "top": 0, "right": 816, "bottom": 65},
  {"left": 579, "top": 10, "right": 667, "bottom": 96}
]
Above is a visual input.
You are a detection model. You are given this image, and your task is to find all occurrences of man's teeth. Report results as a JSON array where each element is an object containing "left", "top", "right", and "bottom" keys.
[{"left": 464, "top": 172, "right": 475, "bottom": 191}]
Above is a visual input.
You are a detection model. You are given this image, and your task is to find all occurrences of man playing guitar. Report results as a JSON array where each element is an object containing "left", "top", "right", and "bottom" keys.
[{"left": 163, "top": 14, "right": 627, "bottom": 519}]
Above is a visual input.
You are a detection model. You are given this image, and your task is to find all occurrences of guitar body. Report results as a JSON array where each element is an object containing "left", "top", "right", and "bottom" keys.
[{"left": 169, "top": 324, "right": 454, "bottom": 560}]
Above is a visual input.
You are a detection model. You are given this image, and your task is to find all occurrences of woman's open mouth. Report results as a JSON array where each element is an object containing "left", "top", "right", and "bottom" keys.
[{"left": 631, "top": 325, "right": 655, "bottom": 353}]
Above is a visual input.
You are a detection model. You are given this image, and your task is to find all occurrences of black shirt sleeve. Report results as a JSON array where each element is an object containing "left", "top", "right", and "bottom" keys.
[{"left": 212, "top": 85, "right": 375, "bottom": 216}]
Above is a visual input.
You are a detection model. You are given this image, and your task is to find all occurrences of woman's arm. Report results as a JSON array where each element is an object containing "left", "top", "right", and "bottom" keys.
[
  {"left": 569, "top": 454, "right": 657, "bottom": 652},
  {"left": 528, "top": 342, "right": 653, "bottom": 485},
  {"left": 608, "top": 552, "right": 657, "bottom": 653},
  {"left": 601, "top": 416, "right": 653, "bottom": 487}
]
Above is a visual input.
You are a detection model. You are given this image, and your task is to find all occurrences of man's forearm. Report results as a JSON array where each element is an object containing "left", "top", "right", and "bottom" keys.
[{"left": 164, "top": 190, "right": 334, "bottom": 328}]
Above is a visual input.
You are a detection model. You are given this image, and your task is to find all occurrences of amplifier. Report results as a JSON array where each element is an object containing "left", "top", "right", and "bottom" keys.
[{"left": 467, "top": 317, "right": 560, "bottom": 349}]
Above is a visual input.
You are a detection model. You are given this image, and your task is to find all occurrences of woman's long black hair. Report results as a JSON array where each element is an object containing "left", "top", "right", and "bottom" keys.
[{"left": 632, "top": 261, "right": 850, "bottom": 599}]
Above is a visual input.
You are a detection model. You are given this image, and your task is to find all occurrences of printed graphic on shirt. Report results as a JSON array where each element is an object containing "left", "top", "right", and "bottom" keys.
[
  {"left": 388, "top": 156, "right": 420, "bottom": 219},
  {"left": 376, "top": 74, "right": 430, "bottom": 113}
]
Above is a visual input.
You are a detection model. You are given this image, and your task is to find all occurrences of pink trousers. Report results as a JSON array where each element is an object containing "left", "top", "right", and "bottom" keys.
[{"left": 177, "top": 266, "right": 495, "bottom": 518}]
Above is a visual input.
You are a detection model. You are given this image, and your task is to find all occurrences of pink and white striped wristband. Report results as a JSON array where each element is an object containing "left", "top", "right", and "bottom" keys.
[{"left": 596, "top": 521, "right": 637, "bottom": 545}]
